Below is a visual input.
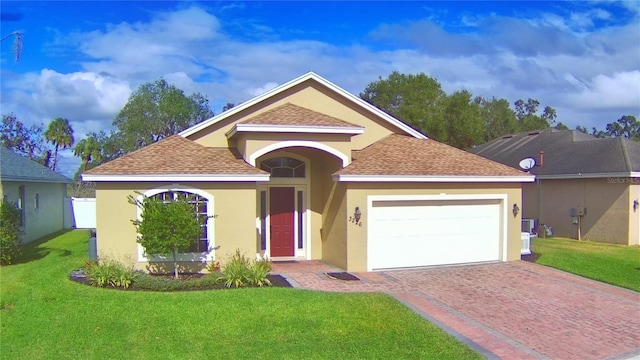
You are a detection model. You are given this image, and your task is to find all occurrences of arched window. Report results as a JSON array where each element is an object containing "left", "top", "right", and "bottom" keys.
[
  {"left": 149, "top": 191, "right": 209, "bottom": 253},
  {"left": 260, "top": 157, "right": 306, "bottom": 178}
]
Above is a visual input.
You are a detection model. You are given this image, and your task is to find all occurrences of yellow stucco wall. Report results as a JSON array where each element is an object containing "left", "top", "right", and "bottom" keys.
[
  {"left": 629, "top": 183, "right": 640, "bottom": 246},
  {"left": 321, "top": 182, "right": 348, "bottom": 269},
  {"left": 187, "top": 81, "right": 402, "bottom": 154},
  {"left": 95, "top": 182, "right": 258, "bottom": 272},
  {"left": 343, "top": 183, "right": 524, "bottom": 272},
  {"left": 523, "top": 178, "right": 634, "bottom": 245}
]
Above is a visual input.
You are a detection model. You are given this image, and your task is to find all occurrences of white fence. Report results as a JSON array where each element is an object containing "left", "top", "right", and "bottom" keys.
[{"left": 66, "top": 197, "right": 96, "bottom": 229}]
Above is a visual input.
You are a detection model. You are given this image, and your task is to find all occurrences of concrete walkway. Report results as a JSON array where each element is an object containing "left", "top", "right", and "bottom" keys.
[{"left": 271, "top": 260, "right": 640, "bottom": 360}]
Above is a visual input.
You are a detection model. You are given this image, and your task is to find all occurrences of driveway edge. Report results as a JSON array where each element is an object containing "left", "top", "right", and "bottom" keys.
[{"left": 389, "top": 292, "right": 500, "bottom": 360}]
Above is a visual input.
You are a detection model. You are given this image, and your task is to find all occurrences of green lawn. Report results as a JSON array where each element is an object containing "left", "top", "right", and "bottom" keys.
[
  {"left": 531, "top": 237, "right": 640, "bottom": 292},
  {"left": 1, "top": 230, "right": 481, "bottom": 360}
]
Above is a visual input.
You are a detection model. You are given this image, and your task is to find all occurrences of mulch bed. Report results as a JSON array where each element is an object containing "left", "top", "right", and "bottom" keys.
[{"left": 69, "top": 269, "right": 292, "bottom": 291}]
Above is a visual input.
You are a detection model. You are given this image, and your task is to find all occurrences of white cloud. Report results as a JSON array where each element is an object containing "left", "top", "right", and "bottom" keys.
[
  {"left": 246, "top": 82, "right": 279, "bottom": 97},
  {"left": 564, "top": 71, "right": 640, "bottom": 110},
  {"left": 2, "top": 69, "right": 130, "bottom": 132},
  {"left": 73, "top": 6, "right": 222, "bottom": 83}
]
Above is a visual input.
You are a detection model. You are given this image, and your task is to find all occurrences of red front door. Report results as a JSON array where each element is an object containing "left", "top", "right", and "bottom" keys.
[{"left": 270, "top": 187, "right": 295, "bottom": 257}]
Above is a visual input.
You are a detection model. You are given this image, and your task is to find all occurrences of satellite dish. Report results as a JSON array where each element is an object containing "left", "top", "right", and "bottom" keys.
[{"left": 519, "top": 157, "right": 536, "bottom": 171}]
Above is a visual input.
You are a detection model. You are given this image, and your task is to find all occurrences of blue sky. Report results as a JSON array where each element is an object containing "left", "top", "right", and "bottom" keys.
[{"left": 1, "top": 1, "right": 639, "bottom": 177}]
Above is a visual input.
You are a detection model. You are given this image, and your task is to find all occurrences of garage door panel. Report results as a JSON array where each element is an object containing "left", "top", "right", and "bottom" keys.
[{"left": 369, "top": 201, "right": 501, "bottom": 270}]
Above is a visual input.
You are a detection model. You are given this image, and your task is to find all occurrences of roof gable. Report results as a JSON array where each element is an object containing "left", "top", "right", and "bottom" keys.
[
  {"left": 0, "top": 147, "right": 71, "bottom": 183},
  {"left": 227, "top": 103, "right": 364, "bottom": 137},
  {"left": 180, "top": 72, "right": 426, "bottom": 140},
  {"left": 82, "top": 135, "right": 268, "bottom": 182},
  {"left": 470, "top": 129, "right": 640, "bottom": 177}
]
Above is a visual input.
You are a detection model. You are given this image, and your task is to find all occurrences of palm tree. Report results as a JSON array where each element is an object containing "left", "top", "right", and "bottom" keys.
[
  {"left": 44, "top": 117, "right": 74, "bottom": 171},
  {"left": 73, "top": 136, "right": 102, "bottom": 172}
]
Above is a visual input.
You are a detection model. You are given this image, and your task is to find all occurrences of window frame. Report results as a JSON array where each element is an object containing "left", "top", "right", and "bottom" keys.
[
  {"left": 18, "top": 185, "right": 25, "bottom": 227},
  {"left": 259, "top": 157, "right": 306, "bottom": 178}
]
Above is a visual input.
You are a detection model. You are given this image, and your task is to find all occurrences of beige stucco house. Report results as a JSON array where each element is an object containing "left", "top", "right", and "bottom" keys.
[
  {"left": 83, "top": 72, "right": 534, "bottom": 272},
  {"left": 471, "top": 128, "right": 640, "bottom": 246},
  {"left": 1, "top": 147, "right": 71, "bottom": 243}
]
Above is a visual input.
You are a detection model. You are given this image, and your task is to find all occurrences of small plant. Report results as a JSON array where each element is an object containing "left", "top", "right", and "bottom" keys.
[
  {"left": 206, "top": 261, "right": 221, "bottom": 273},
  {"left": 219, "top": 250, "right": 272, "bottom": 288},
  {"left": 248, "top": 259, "right": 272, "bottom": 287},
  {"left": 85, "top": 258, "right": 137, "bottom": 289},
  {"left": 0, "top": 201, "right": 22, "bottom": 265},
  {"left": 220, "top": 250, "right": 252, "bottom": 288}
]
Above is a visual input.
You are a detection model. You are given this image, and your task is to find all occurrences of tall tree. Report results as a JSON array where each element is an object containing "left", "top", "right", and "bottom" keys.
[
  {"left": 442, "top": 90, "right": 484, "bottom": 148},
  {"left": 360, "top": 71, "right": 447, "bottom": 140},
  {"left": 0, "top": 113, "right": 45, "bottom": 161},
  {"left": 514, "top": 98, "right": 555, "bottom": 131},
  {"left": 44, "top": 117, "right": 74, "bottom": 171},
  {"left": 73, "top": 136, "right": 103, "bottom": 173},
  {"left": 605, "top": 115, "right": 640, "bottom": 140},
  {"left": 475, "top": 97, "right": 519, "bottom": 142},
  {"left": 222, "top": 102, "right": 235, "bottom": 112},
  {"left": 576, "top": 125, "right": 607, "bottom": 138},
  {"left": 112, "top": 79, "right": 214, "bottom": 154}
]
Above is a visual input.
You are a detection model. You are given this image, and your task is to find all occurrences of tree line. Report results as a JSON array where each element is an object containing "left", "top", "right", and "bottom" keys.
[
  {"left": 1, "top": 71, "right": 637, "bottom": 191},
  {"left": 360, "top": 71, "right": 637, "bottom": 148}
]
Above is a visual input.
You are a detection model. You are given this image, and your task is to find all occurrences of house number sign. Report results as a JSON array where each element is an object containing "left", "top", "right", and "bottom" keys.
[{"left": 348, "top": 206, "right": 363, "bottom": 227}]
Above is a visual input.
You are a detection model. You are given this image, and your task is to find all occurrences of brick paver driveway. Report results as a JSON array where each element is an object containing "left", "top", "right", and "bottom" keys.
[{"left": 271, "top": 261, "right": 640, "bottom": 360}]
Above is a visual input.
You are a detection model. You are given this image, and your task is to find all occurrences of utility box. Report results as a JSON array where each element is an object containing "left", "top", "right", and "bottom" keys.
[
  {"left": 577, "top": 206, "right": 587, "bottom": 216},
  {"left": 570, "top": 207, "right": 587, "bottom": 217}
]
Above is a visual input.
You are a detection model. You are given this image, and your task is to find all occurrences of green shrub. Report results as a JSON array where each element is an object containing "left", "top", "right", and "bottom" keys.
[
  {"left": 0, "top": 201, "right": 22, "bottom": 265},
  {"left": 85, "top": 258, "right": 137, "bottom": 288},
  {"left": 220, "top": 250, "right": 252, "bottom": 288},
  {"left": 219, "top": 250, "right": 272, "bottom": 288},
  {"left": 133, "top": 273, "right": 221, "bottom": 291},
  {"left": 248, "top": 259, "right": 272, "bottom": 287}
]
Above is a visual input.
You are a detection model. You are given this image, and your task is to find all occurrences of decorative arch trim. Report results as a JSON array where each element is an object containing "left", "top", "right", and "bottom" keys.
[
  {"left": 248, "top": 141, "right": 349, "bottom": 167},
  {"left": 142, "top": 184, "right": 214, "bottom": 202}
]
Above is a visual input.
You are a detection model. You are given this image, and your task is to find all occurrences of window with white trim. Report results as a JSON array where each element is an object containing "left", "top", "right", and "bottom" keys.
[
  {"left": 149, "top": 191, "right": 209, "bottom": 253},
  {"left": 260, "top": 157, "right": 305, "bottom": 178}
]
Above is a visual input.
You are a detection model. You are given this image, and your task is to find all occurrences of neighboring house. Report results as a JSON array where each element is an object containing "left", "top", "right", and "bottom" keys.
[
  {"left": 470, "top": 128, "right": 640, "bottom": 246},
  {"left": 83, "top": 72, "right": 533, "bottom": 273},
  {"left": 0, "top": 147, "right": 72, "bottom": 243}
]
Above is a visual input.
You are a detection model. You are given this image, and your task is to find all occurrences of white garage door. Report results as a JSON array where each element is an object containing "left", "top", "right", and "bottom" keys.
[{"left": 368, "top": 199, "right": 502, "bottom": 270}]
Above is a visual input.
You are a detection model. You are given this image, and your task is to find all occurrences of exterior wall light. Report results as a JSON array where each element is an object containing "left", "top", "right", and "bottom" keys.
[
  {"left": 634, "top": 200, "right": 639, "bottom": 212},
  {"left": 512, "top": 203, "right": 520, "bottom": 217}
]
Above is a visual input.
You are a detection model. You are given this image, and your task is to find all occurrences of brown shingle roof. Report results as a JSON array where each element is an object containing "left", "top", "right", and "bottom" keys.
[
  {"left": 240, "top": 103, "right": 360, "bottom": 128},
  {"left": 337, "top": 134, "right": 527, "bottom": 177},
  {"left": 84, "top": 135, "right": 266, "bottom": 175}
]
